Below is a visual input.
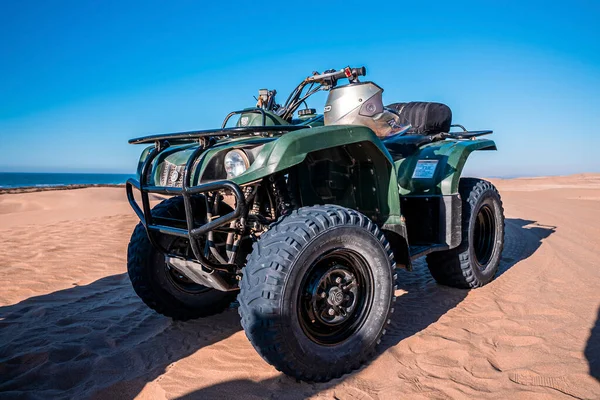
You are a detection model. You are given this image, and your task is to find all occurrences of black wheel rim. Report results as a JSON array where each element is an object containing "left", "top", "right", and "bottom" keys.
[
  {"left": 473, "top": 204, "right": 496, "bottom": 269},
  {"left": 298, "top": 248, "right": 373, "bottom": 346}
]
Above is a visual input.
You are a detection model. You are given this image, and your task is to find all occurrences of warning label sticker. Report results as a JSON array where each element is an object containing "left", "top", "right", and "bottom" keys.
[{"left": 412, "top": 160, "right": 439, "bottom": 179}]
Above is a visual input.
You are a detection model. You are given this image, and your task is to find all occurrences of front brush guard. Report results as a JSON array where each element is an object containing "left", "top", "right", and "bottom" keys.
[{"left": 126, "top": 140, "right": 248, "bottom": 277}]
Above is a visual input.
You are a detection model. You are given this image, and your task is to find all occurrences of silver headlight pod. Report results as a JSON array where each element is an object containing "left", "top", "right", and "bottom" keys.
[{"left": 224, "top": 149, "right": 250, "bottom": 179}]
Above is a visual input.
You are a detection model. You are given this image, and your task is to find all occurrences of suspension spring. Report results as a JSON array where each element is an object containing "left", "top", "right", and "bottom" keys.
[{"left": 251, "top": 188, "right": 262, "bottom": 215}]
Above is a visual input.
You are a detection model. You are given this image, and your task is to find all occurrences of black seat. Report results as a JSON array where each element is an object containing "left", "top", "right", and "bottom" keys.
[
  {"left": 386, "top": 102, "right": 452, "bottom": 135},
  {"left": 382, "top": 102, "right": 453, "bottom": 160}
]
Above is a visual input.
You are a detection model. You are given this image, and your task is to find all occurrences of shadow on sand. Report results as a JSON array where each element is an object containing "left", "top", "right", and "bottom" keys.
[
  {"left": 0, "top": 218, "right": 554, "bottom": 399},
  {"left": 585, "top": 307, "right": 600, "bottom": 381},
  {"left": 0, "top": 276, "right": 243, "bottom": 399}
]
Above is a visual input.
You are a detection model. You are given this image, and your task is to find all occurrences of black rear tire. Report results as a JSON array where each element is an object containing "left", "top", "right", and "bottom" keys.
[
  {"left": 238, "top": 205, "right": 396, "bottom": 382},
  {"left": 426, "top": 178, "right": 505, "bottom": 288},
  {"left": 127, "top": 196, "right": 237, "bottom": 321}
]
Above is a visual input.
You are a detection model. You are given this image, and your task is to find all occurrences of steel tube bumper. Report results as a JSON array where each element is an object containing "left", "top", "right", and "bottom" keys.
[{"left": 126, "top": 177, "right": 247, "bottom": 270}]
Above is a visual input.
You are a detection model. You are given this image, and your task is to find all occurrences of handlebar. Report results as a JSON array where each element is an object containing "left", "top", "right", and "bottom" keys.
[
  {"left": 305, "top": 66, "right": 367, "bottom": 84},
  {"left": 279, "top": 66, "right": 367, "bottom": 120}
]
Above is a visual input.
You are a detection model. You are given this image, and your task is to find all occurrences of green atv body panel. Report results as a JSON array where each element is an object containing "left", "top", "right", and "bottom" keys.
[{"left": 228, "top": 125, "right": 402, "bottom": 226}]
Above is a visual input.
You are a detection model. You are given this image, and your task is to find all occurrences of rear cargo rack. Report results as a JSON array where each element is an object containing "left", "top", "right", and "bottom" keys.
[{"left": 448, "top": 125, "right": 493, "bottom": 139}]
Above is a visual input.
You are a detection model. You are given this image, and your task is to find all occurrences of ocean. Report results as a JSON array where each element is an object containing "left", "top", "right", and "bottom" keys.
[{"left": 0, "top": 172, "right": 135, "bottom": 189}]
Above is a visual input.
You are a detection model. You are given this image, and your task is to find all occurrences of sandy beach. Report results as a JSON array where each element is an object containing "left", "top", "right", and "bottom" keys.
[{"left": 0, "top": 175, "right": 599, "bottom": 399}]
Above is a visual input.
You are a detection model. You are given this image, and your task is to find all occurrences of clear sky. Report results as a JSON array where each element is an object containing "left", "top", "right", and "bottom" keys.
[{"left": 0, "top": 0, "right": 599, "bottom": 176}]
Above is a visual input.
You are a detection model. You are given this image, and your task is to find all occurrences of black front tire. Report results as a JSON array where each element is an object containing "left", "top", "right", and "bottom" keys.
[
  {"left": 426, "top": 178, "right": 505, "bottom": 288},
  {"left": 238, "top": 205, "right": 396, "bottom": 382},
  {"left": 127, "top": 196, "right": 237, "bottom": 321}
]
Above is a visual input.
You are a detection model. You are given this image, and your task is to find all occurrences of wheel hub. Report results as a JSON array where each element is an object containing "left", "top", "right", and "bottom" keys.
[
  {"left": 328, "top": 287, "right": 344, "bottom": 306},
  {"left": 308, "top": 266, "right": 358, "bottom": 326}
]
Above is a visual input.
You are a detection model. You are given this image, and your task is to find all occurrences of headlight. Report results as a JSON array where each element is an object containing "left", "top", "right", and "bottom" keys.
[
  {"left": 224, "top": 149, "right": 249, "bottom": 179},
  {"left": 159, "top": 160, "right": 184, "bottom": 187}
]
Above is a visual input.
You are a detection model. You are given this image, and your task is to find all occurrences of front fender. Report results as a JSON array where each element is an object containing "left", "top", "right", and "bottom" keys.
[
  {"left": 395, "top": 138, "right": 497, "bottom": 195},
  {"left": 231, "top": 125, "right": 404, "bottom": 229},
  {"left": 229, "top": 125, "right": 392, "bottom": 184}
]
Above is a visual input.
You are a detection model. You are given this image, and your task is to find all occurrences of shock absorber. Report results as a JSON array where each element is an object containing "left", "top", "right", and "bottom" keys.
[
  {"left": 270, "top": 174, "right": 292, "bottom": 216},
  {"left": 243, "top": 186, "right": 254, "bottom": 203}
]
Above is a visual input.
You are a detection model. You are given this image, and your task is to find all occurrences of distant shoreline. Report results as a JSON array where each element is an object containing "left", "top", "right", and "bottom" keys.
[
  {"left": 1, "top": 172, "right": 598, "bottom": 196},
  {"left": 0, "top": 183, "right": 125, "bottom": 195}
]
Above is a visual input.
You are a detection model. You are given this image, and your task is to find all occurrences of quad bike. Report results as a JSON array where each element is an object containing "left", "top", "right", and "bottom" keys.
[{"left": 125, "top": 66, "right": 504, "bottom": 382}]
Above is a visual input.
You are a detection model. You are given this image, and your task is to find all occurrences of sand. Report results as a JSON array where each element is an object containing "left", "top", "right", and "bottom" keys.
[{"left": 0, "top": 176, "right": 599, "bottom": 399}]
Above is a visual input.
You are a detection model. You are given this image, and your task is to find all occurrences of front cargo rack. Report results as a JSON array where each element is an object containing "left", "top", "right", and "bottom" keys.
[
  {"left": 128, "top": 125, "right": 308, "bottom": 144},
  {"left": 129, "top": 108, "right": 310, "bottom": 145}
]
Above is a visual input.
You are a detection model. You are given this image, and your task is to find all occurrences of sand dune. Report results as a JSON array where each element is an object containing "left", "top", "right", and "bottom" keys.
[{"left": 0, "top": 178, "right": 599, "bottom": 399}]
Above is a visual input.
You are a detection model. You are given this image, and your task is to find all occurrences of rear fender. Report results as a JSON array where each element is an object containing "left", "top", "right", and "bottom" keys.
[{"left": 395, "top": 139, "right": 497, "bottom": 195}]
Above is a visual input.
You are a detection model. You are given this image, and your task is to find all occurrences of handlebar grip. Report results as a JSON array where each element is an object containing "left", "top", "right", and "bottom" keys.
[{"left": 305, "top": 66, "right": 367, "bottom": 84}]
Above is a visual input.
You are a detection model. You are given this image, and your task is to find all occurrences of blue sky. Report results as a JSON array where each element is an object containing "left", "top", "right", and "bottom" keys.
[{"left": 0, "top": 0, "right": 599, "bottom": 176}]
